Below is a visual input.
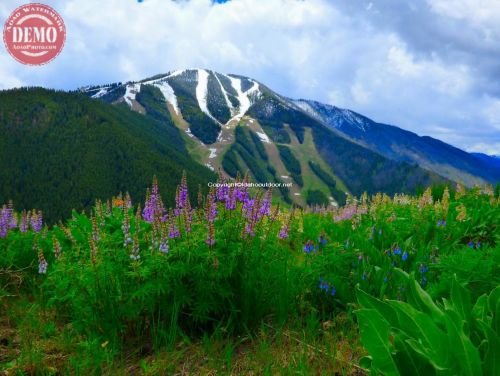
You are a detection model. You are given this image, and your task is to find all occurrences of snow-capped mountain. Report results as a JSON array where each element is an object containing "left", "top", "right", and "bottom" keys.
[{"left": 81, "top": 69, "right": 497, "bottom": 206}]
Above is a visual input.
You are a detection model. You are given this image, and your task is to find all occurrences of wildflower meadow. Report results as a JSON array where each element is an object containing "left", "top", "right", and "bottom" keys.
[{"left": 0, "top": 174, "right": 499, "bottom": 374}]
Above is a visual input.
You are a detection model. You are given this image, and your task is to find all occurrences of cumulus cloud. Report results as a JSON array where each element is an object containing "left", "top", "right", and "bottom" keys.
[{"left": 0, "top": 0, "right": 499, "bottom": 154}]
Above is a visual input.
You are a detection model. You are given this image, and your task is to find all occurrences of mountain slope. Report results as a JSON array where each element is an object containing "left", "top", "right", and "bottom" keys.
[
  {"left": 82, "top": 69, "right": 456, "bottom": 205},
  {"left": 0, "top": 88, "right": 216, "bottom": 222},
  {"left": 295, "top": 100, "right": 500, "bottom": 186}
]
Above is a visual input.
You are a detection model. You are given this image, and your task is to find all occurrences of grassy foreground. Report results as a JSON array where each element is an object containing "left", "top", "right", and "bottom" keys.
[{"left": 1, "top": 176, "right": 499, "bottom": 375}]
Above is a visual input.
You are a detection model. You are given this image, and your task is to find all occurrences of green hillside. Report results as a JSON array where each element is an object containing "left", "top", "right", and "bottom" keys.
[{"left": 0, "top": 88, "right": 216, "bottom": 222}]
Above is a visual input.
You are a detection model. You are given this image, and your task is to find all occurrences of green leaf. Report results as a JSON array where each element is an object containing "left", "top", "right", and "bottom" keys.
[
  {"left": 393, "top": 331, "right": 436, "bottom": 376},
  {"left": 406, "top": 274, "right": 445, "bottom": 324},
  {"left": 356, "top": 287, "right": 399, "bottom": 326},
  {"left": 477, "top": 320, "right": 500, "bottom": 376},
  {"left": 487, "top": 286, "right": 500, "bottom": 333},
  {"left": 444, "top": 310, "right": 483, "bottom": 376},
  {"left": 355, "top": 309, "right": 400, "bottom": 375},
  {"left": 472, "top": 294, "right": 488, "bottom": 323},
  {"left": 451, "top": 276, "right": 472, "bottom": 324}
]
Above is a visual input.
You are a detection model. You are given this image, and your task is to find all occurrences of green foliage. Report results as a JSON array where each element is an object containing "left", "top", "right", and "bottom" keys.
[
  {"left": 0, "top": 88, "right": 215, "bottom": 223},
  {"left": 308, "top": 161, "right": 346, "bottom": 205},
  {"left": 1, "top": 184, "right": 498, "bottom": 373},
  {"left": 277, "top": 145, "right": 302, "bottom": 186},
  {"left": 306, "top": 189, "right": 329, "bottom": 206},
  {"left": 135, "top": 84, "right": 175, "bottom": 126},
  {"left": 207, "top": 74, "right": 231, "bottom": 124},
  {"left": 168, "top": 74, "right": 221, "bottom": 144},
  {"left": 356, "top": 275, "right": 499, "bottom": 375}
]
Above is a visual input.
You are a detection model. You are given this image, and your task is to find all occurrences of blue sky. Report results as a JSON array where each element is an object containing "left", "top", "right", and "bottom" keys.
[{"left": 1, "top": 0, "right": 499, "bottom": 154}]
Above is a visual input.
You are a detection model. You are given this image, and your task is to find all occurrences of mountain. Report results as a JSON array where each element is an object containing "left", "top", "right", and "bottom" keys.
[
  {"left": 471, "top": 153, "right": 500, "bottom": 170},
  {"left": 82, "top": 69, "right": 449, "bottom": 206},
  {"left": 0, "top": 88, "right": 215, "bottom": 222},
  {"left": 294, "top": 100, "right": 500, "bottom": 186}
]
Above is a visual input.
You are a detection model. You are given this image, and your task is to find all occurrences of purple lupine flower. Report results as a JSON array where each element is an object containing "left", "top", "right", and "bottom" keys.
[
  {"left": 37, "top": 247, "right": 48, "bottom": 274},
  {"left": 19, "top": 211, "right": 29, "bottom": 233},
  {"left": 130, "top": 235, "right": 140, "bottom": 261},
  {"left": 206, "top": 221, "right": 215, "bottom": 246},
  {"left": 174, "top": 172, "right": 189, "bottom": 216},
  {"left": 243, "top": 198, "right": 255, "bottom": 218},
  {"left": 30, "top": 210, "right": 43, "bottom": 232},
  {"left": 168, "top": 222, "right": 180, "bottom": 239},
  {"left": 216, "top": 180, "right": 229, "bottom": 202},
  {"left": 159, "top": 238, "right": 169, "bottom": 254},
  {"left": 278, "top": 225, "right": 289, "bottom": 239},
  {"left": 259, "top": 189, "right": 272, "bottom": 217},
  {"left": 143, "top": 176, "right": 165, "bottom": 223},
  {"left": 0, "top": 205, "right": 11, "bottom": 238},
  {"left": 206, "top": 193, "right": 217, "bottom": 223},
  {"left": 225, "top": 187, "right": 236, "bottom": 210}
]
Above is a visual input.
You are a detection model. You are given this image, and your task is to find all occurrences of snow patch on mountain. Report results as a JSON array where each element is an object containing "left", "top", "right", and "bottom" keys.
[
  {"left": 155, "top": 82, "right": 180, "bottom": 115},
  {"left": 196, "top": 69, "right": 218, "bottom": 123},
  {"left": 124, "top": 84, "right": 141, "bottom": 106},
  {"left": 214, "top": 74, "right": 234, "bottom": 113},
  {"left": 91, "top": 88, "right": 108, "bottom": 99},
  {"left": 209, "top": 148, "right": 217, "bottom": 159},
  {"left": 228, "top": 76, "right": 260, "bottom": 122},
  {"left": 256, "top": 131, "right": 271, "bottom": 144}
]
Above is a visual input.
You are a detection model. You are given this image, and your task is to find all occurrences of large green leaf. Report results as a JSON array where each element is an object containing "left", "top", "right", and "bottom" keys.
[
  {"left": 488, "top": 286, "right": 500, "bottom": 333},
  {"left": 477, "top": 320, "right": 500, "bottom": 376},
  {"left": 355, "top": 308, "right": 400, "bottom": 375},
  {"left": 451, "top": 276, "right": 472, "bottom": 324},
  {"left": 393, "top": 330, "right": 436, "bottom": 376},
  {"left": 356, "top": 286, "right": 399, "bottom": 326},
  {"left": 406, "top": 274, "right": 445, "bottom": 325},
  {"left": 388, "top": 301, "right": 450, "bottom": 370},
  {"left": 472, "top": 294, "right": 488, "bottom": 323},
  {"left": 444, "top": 310, "right": 483, "bottom": 376}
]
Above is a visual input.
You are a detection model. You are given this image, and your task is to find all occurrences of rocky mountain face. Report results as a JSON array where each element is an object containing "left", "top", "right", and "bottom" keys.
[{"left": 80, "top": 68, "right": 496, "bottom": 206}]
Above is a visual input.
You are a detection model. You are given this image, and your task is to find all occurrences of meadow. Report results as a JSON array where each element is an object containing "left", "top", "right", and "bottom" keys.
[{"left": 0, "top": 174, "right": 499, "bottom": 375}]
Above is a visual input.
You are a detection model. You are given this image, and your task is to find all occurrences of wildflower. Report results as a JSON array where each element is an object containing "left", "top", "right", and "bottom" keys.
[
  {"left": 456, "top": 204, "right": 467, "bottom": 222},
  {"left": 168, "top": 222, "right": 180, "bottom": 239},
  {"left": 419, "top": 264, "right": 429, "bottom": 274},
  {"left": 393, "top": 247, "right": 402, "bottom": 256},
  {"left": 17, "top": 211, "right": 28, "bottom": 233},
  {"left": 159, "top": 238, "right": 169, "bottom": 254},
  {"left": 52, "top": 236, "right": 62, "bottom": 259},
  {"left": 30, "top": 210, "right": 43, "bottom": 232},
  {"left": 437, "top": 220, "right": 446, "bottom": 227},
  {"left": 259, "top": 188, "right": 272, "bottom": 217},
  {"left": 130, "top": 235, "right": 140, "bottom": 261},
  {"left": 402, "top": 251, "right": 408, "bottom": 262},
  {"left": 467, "top": 241, "right": 475, "bottom": 248},
  {"left": 206, "top": 192, "right": 217, "bottom": 223},
  {"left": 278, "top": 209, "right": 294, "bottom": 239},
  {"left": 37, "top": 245, "right": 48, "bottom": 274},
  {"left": 206, "top": 221, "right": 215, "bottom": 246},
  {"left": 421, "top": 276, "right": 428, "bottom": 286},
  {"left": 225, "top": 187, "right": 236, "bottom": 210},
  {"left": 143, "top": 176, "right": 166, "bottom": 223},
  {"left": 319, "top": 234, "right": 327, "bottom": 246},
  {"left": 303, "top": 240, "right": 315, "bottom": 253}
]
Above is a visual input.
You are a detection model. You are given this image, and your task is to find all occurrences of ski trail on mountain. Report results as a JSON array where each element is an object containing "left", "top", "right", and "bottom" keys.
[
  {"left": 227, "top": 76, "right": 259, "bottom": 122},
  {"left": 213, "top": 74, "right": 234, "bottom": 118},
  {"left": 196, "top": 69, "right": 218, "bottom": 123},
  {"left": 155, "top": 81, "right": 180, "bottom": 115},
  {"left": 124, "top": 84, "right": 141, "bottom": 106}
]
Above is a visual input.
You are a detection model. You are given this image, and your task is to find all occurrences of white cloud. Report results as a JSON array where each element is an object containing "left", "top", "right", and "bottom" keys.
[{"left": 0, "top": 0, "right": 498, "bottom": 154}]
